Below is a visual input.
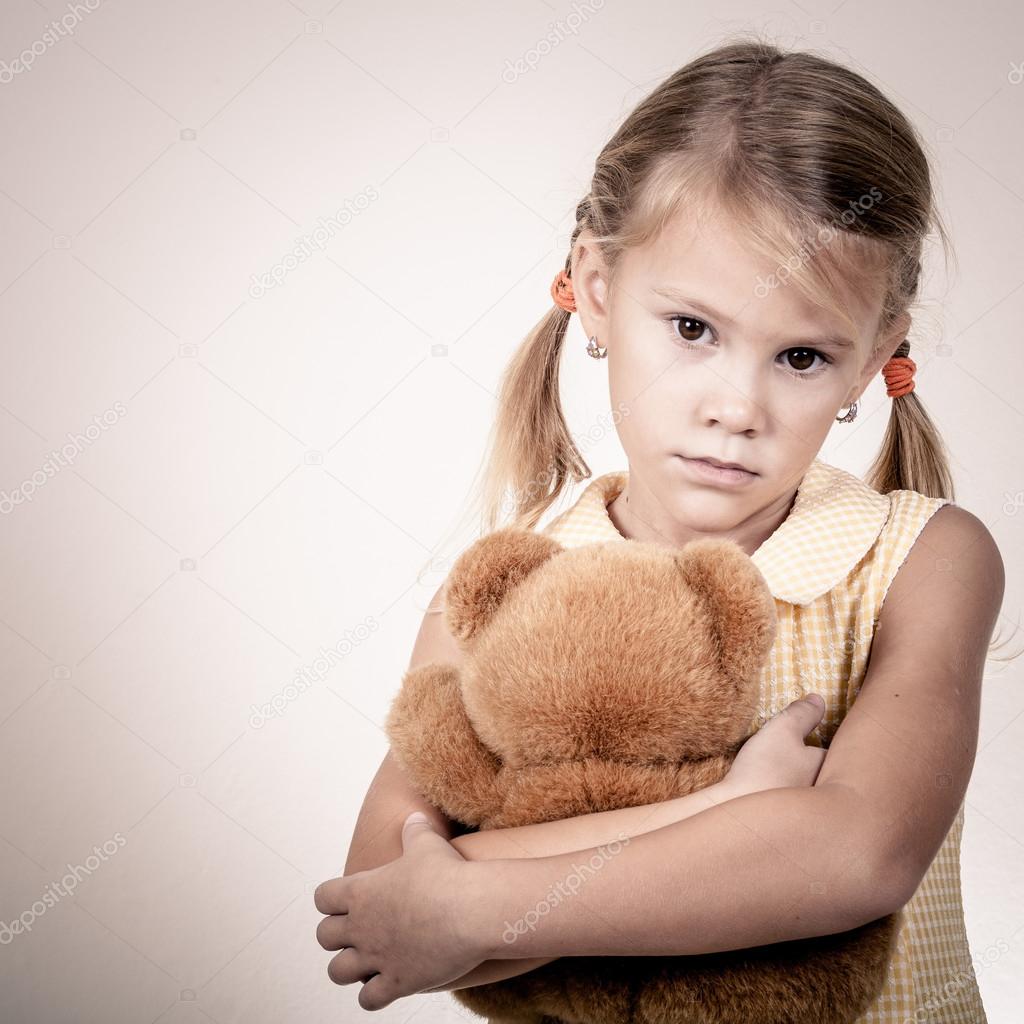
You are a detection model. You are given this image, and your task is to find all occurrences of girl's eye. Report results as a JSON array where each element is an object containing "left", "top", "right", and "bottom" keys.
[
  {"left": 784, "top": 348, "right": 827, "bottom": 374},
  {"left": 667, "top": 315, "right": 833, "bottom": 378},
  {"left": 670, "top": 315, "right": 713, "bottom": 345}
]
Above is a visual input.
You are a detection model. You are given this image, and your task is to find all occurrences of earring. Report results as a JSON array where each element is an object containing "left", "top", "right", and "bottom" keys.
[
  {"left": 835, "top": 400, "right": 858, "bottom": 423},
  {"left": 586, "top": 335, "right": 607, "bottom": 359}
]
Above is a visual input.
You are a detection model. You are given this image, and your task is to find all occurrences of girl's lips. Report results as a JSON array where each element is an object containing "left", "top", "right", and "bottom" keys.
[
  {"left": 675, "top": 454, "right": 757, "bottom": 486},
  {"left": 691, "top": 455, "right": 754, "bottom": 473}
]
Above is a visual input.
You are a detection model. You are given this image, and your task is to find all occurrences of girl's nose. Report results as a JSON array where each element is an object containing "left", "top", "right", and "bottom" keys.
[{"left": 697, "top": 383, "right": 766, "bottom": 435}]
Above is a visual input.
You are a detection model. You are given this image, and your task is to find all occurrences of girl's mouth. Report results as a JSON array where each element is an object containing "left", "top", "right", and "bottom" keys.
[{"left": 675, "top": 454, "right": 757, "bottom": 486}]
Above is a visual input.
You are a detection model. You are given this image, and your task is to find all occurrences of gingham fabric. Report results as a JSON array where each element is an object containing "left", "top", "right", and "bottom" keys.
[{"left": 539, "top": 457, "right": 987, "bottom": 1023}]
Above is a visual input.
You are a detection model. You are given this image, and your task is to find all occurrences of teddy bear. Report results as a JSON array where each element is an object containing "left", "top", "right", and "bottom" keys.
[{"left": 384, "top": 527, "right": 902, "bottom": 1024}]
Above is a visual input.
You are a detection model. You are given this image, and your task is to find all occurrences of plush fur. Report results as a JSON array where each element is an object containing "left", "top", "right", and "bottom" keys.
[{"left": 384, "top": 529, "right": 901, "bottom": 1024}]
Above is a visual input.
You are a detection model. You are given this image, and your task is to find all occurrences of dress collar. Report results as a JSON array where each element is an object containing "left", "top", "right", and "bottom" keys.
[{"left": 542, "top": 458, "right": 891, "bottom": 606}]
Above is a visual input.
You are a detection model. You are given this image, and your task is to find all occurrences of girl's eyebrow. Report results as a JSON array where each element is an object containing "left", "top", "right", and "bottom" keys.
[{"left": 650, "top": 285, "right": 857, "bottom": 351}]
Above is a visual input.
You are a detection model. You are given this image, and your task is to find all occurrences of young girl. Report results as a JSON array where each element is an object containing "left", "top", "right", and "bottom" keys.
[{"left": 315, "top": 36, "right": 1014, "bottom": 1022}]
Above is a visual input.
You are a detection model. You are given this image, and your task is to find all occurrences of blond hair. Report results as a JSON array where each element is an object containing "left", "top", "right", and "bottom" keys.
[{"left": 428, "top": 34, "right": 1018, "bottom": 659}]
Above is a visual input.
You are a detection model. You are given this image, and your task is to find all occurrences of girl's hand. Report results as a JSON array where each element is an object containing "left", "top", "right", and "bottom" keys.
[
  {"left": 314, "top": 812, "right": 489, "bottom": 1011},
  {"left": 723, "top": 695, "right": 827, "bottom": 798}
]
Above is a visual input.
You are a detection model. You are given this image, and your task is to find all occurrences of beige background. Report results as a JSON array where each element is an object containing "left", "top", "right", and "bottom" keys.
[{"left": 1, "top": 0, "right": 1022, "bottom": 1021}]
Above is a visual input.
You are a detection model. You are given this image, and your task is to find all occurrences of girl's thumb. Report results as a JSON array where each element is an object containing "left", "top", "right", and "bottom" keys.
[
  {"left": 403, "top": 811, "right": 431, "bottom": 834},
  {"left": 783, "top": 693, "right": 825, "bottom": 727}
]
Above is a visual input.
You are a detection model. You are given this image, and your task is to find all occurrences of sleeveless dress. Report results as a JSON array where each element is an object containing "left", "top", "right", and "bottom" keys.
[{"left": 536, "top": 457, "right": 987, "bottom": 1024}]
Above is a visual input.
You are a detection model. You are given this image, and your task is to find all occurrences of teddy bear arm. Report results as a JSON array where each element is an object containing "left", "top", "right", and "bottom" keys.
[{"left": 384, "top": 663, "right": 504, "bottom": 827}]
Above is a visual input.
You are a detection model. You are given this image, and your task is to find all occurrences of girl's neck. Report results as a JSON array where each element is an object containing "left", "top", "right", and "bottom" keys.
[{"left": 606, "top": 474, "right": 801, "bottom": 558}]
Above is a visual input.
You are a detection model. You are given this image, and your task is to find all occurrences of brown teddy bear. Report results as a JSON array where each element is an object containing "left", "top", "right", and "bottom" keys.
[{"left": 385, "top": 528, "right": 901, "bottom": 1024}]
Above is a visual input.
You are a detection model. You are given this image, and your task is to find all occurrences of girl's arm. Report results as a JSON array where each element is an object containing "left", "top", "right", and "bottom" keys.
[
  {"left": 343, "top": 584, "right": 466, "bottom": 878},
  {"left": 443, "top": 507, "right": 1004, "bottom": 962},
  {"left": 429, "top": 695, "right": 829, "bottom": 992},
  {"left": 315, "top": 506, "right": 1004, "bottom": 1009},
  {"left": 428, "top": 774, "right": 746, "bottom": 992},
  {"left": 344, "top": 748, "right": 460, "bottom": 877}
]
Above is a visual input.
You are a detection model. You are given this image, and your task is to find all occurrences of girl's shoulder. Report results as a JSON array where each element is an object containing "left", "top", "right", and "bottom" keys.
[
  {"left": 874, "top": 483, "right": 1001, "bottom": 614},
  {"left": 878, "top": 479, "right": 955, "bottom": 539},
  {"left": 851, "top": 469, "right": 958, "bottom": 595}
]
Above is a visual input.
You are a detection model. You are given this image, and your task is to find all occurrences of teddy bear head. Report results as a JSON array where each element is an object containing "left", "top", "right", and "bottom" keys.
[{"left": 442, "top": 529, "right": 777, "bottom": 768}]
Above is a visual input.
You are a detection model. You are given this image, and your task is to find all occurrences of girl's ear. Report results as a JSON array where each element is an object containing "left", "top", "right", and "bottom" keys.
[
  {"left": 445, "top": 530, "right": 564, "bottom": 644},
  {"left": 571, "top": 228, "right": 612, "bottom": 342},
  {"left": 849, "top": 310, "right": 912, "bottom": 405}
]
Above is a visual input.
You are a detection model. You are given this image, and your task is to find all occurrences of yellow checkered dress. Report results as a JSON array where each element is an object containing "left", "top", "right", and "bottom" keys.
[{"left": 540, "top": 457, "right": 986, "bottom": 1023}]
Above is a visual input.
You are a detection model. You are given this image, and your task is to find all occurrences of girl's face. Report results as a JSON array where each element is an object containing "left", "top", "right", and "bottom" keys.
[{"left": 572, "top": 204, "right": 909, "bottom": 544}]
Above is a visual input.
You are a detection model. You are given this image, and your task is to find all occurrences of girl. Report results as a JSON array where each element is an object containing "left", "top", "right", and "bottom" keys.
[{"left": 316, "top": 36, "right": 1014, "bottom": 1022}]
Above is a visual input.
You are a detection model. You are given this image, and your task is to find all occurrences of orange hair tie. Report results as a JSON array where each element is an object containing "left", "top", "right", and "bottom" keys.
[
  {"left": 882, "top": 355, "right": 916, "bottom": 398},
  {"left": 551, "top": 269, "right": 577, "bottom": 313}
]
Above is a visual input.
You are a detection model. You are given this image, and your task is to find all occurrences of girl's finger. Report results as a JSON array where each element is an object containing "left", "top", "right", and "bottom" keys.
[
  {"left": 780, "top": 695, "right": 826, "bottom": 735},
  {"left": 316, "top": 912, "right": 351, "bottom": 951},
  {"left": 314, "top": 876, "right": 348, "bottom": 915},
  {"left": 327, "top": 946, "right": 374, "bottom": 986}
]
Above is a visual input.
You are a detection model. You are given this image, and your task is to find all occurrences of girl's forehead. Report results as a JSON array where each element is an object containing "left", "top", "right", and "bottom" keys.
[{"left": 618, "top": 213, "right": 885, "bottom": 344}]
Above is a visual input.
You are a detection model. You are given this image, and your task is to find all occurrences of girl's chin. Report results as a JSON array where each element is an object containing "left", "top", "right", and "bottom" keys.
[{"left": 661, "top": 494, "right": 756, "bottom": 531}]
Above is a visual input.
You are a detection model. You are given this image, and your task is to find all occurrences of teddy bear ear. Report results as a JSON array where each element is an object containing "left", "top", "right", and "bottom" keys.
[
  {"left": 672, "top": 538, "right": 778, "bottom": 685},
  {"left": 444, "top": 529, "right": 564, "bottom": 644}
]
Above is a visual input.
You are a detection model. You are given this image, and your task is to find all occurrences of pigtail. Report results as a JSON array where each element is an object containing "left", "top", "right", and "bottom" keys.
[
  {"left": 474, "top": 300, "right": 589, "bottom": 535},
  {"left": 865, "top": 340, "right": 956, "bottom": 501}
]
